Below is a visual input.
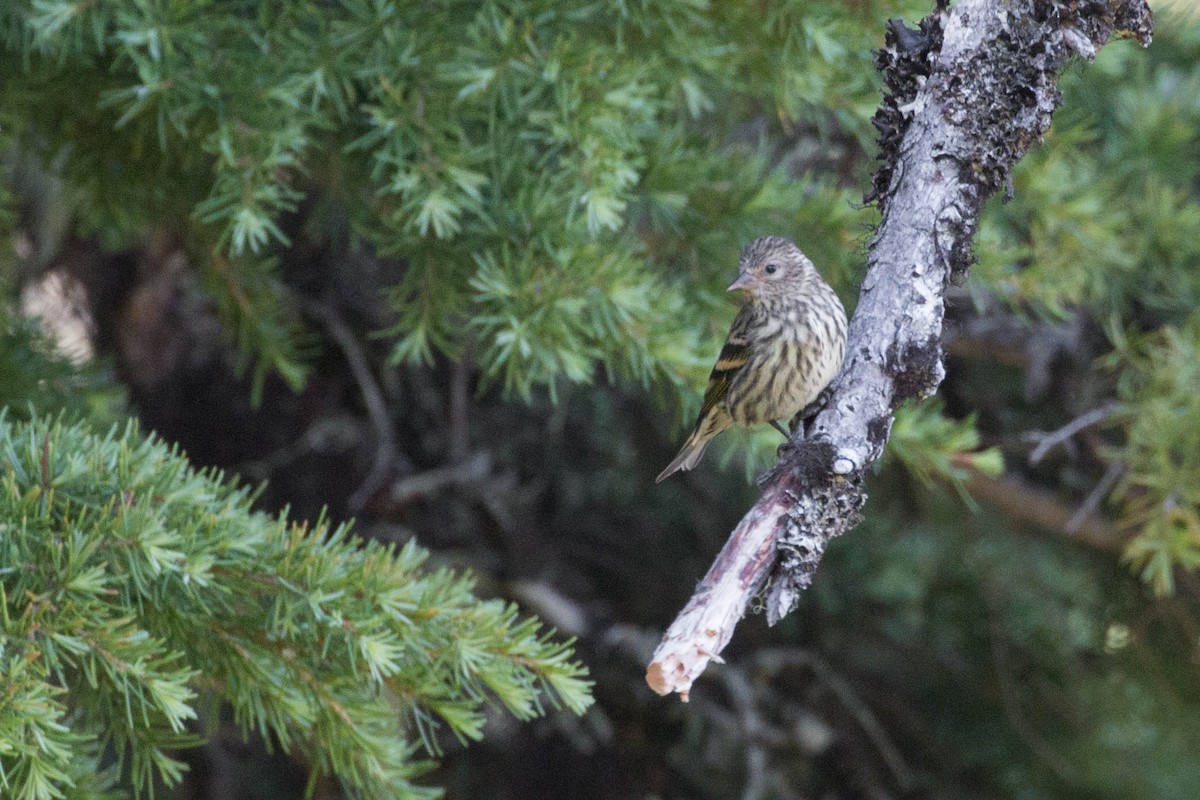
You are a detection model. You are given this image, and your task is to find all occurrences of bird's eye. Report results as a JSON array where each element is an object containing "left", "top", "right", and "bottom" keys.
[{"left": 764, "top": 263, "right": 779, "bottom": 275}]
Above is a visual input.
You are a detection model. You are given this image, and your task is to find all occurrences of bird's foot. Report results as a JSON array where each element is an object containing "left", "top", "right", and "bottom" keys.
[
  {"left": 757, "top": 442, "right": 796, "bottom": 487},
  {"left": 789, "top": 387, "right": 835, "bottom": 436}
]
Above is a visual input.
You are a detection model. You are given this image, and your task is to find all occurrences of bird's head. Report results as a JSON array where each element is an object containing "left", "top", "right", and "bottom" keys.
[{"left": 727, "top": 236, "right": 817, "bottom": 299}]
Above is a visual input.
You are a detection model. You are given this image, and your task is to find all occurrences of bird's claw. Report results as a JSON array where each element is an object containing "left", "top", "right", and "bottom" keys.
[
  {"left": 756, "top": 441, "right": 797, "bottom": 486},
  {"left": 790, "top": 387, "right": 834, "bottom": 435}
]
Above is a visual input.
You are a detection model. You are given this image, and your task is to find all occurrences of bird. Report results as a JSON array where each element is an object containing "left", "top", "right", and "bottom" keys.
[{"left": 656, "top": 236, "right": 848, "bottom": 483}]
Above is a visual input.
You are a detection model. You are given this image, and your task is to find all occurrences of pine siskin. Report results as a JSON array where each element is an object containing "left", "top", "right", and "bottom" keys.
[{"left": 656, "top": 236, "right": 848, "bottom": 483}]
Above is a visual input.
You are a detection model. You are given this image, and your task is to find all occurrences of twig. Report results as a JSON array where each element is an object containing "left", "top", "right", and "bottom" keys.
[
  {"left": 963, "top": 467, "right": 1123, "bottom": 551},
  {"left": 507, "top": 579, "right": 590, "bottom": 637},
  {"left": 448, "top": 347, "right": 473, "bottom": 463},
  {"left": 1068, "top": 459, "right": 1124, "bottom": 534},
  {"left": 301, "top": 299, "right": 398, "bottom": 513},
  {"left": 238, "top": 417, "right": 360, "bottom": 479},
  {"left": 645, "top": 478, "right": 803, "bottom": 702},
  {"left": 386, "top": 451, "right": 491, "bottom": 507},
  {"left": 754, "top": 648, "right": 916, "bottom": 792},
  {"left": 646, "top": 0, "right": 1153, "bottom": 700},
  {"left": 717, "top": 668, "right": 771, "bottom": 800},
  {"left": 1026, "top": 402, "right": 1117, "bottom": 465}
]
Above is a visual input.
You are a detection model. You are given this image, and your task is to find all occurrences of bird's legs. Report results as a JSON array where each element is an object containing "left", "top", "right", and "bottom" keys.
[
  {"left": 789, "top": 386, "right": 835, "bottom": 436},
  {"left": 771, "top": 387, "right": 836, "bottom": 468},
  {"left": 772, "top": 421, "right": 797, "bottom": 465},
  {"left": 761, "top": 388, "right": 841, "bottom": 486}
]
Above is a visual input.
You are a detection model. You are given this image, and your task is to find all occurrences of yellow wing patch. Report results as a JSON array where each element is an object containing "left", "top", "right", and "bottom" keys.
[{"left": 697, "top": 339, "right": 750, "bottom": 423}]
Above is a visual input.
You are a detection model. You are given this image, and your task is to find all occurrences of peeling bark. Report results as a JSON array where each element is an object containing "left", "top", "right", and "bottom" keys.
[{"left": 647, "top": 0, "right": 1152, "bottom": 700}]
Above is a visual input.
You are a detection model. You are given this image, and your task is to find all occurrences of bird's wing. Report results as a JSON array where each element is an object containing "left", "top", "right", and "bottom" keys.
[{"left": 696, "top": 308, "right": 754, "bottom": 423}]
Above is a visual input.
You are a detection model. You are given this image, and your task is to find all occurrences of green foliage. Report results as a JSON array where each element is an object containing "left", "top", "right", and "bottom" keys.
[
  {"left": 817, "top": 489, "right": 1200, "bottom": 799},
  {"left": 886, "top": 400, "right": 1003, "bottom": 491},
  {"left": 4, "top": 3, "right": 1200, "bottom": 795},
  {"left": 973, "top": 12, "right": 1200, "bottom": 589},
  {"left": 0, "top": 308, "right": 120, "bottom": 424},
  {"left": 977, "top": 17, "right": 1200, "bottom": 324},
  {"left": 467, "top": 242, "right": 703, "bottom": 400},
  {"left": 0, "top": 413, "right": 591, "bottom": 799},
  {"left": 1112, "top": 317, "right": 1200, "bottom": 594},
  {"left": 198, "top": 254, "right": 310, "bottom": 402},
  {"left": 0, "top": 0, "right": 919, "bottom": 409}
]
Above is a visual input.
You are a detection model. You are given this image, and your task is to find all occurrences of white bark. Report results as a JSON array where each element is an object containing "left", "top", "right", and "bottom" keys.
[{"left": 647, "top": 0, "right": 1153, "bottom": 700}]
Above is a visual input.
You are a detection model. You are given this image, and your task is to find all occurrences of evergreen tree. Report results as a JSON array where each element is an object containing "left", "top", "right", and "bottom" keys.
[{"left": 2, "top": 1, "right": 1199, "bottom": 798}]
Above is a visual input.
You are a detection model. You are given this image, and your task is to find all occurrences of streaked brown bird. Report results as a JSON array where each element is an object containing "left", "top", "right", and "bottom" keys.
[{"left": 656, "top": 236, "right": 848, "bottom": 483}]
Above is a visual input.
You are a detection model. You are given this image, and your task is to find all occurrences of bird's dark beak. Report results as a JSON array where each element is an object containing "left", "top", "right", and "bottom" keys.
[{"left": 726, "top": 272, "right": 753, "bottom": 293}]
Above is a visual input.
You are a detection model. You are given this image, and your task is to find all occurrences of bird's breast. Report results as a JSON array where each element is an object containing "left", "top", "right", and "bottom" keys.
[{"left": 724, "top": 294, "right": 844, "bottom": 425}]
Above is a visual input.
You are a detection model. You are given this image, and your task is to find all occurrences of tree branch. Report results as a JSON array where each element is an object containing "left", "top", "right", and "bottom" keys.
[
  {"left": 301, "top": 297, "right": 399, "bottom": 514},
  {"left": 647, "top": 0, "right": 1152, "bottom": 700},
  {"left": 962, "top": 466, "right": 1123, "bottom": 552},
  {"left": 1025, "top": 401, "right": 1117, "bottom": 465}
]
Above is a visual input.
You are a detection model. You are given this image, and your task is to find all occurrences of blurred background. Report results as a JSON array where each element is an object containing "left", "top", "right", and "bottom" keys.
[{"left": 4, "top": 0, "right": 1200, "bottom": 797}]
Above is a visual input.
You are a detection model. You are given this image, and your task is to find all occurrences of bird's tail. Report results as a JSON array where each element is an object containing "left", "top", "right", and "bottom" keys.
[{"left": 655, "top": 428, "right": 714, "bottom": 483}]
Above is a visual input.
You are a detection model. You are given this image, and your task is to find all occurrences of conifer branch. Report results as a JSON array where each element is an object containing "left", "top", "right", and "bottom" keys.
[
  {"left": 0, "top": 414, "right": 592, "bottom": 798},
  {"left": 647, "top": 0, "right": 1153, "bottom": 700}
]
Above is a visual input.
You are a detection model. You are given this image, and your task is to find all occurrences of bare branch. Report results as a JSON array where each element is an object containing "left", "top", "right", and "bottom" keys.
[
  {"left": 963, "top": 467, "right": 1123, "bottom": 551},
  {"left": 301, "top": 298, "right": 398, "bottom": 513},
  {"left": 1066, "top": 459, "right": 1124, "bottom": 535},
  {"left": 1026, "top": 401, "right": 1117, "bottom": 465},
  {"left": 647, "top": 0, "right": 1152, "bottom": 699},
  {"left": 755, "top": 648, "right": 916, "bottom": 792},
  {"left": 716, "top": 668, "right": 771, "bottom": 800},
  {"left": 385, "top": 451, "right": 492, "bottom": 507}
]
